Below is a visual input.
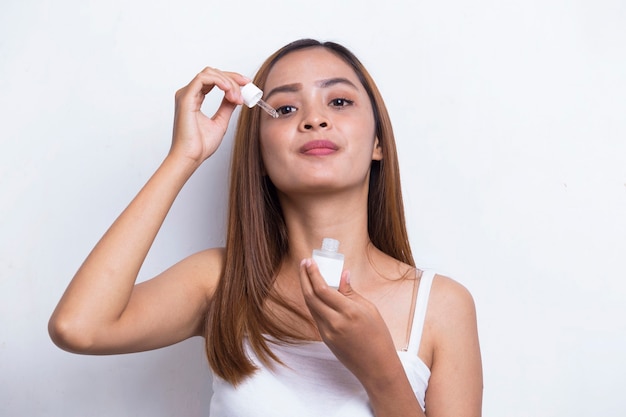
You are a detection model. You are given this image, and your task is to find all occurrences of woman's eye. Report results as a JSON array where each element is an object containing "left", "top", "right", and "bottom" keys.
[
  {"left": 330, "top": 98, "right": 354, "bottom": 108},
  {"left": 276, "top": 105, "right": 297, "bottom": 116}
]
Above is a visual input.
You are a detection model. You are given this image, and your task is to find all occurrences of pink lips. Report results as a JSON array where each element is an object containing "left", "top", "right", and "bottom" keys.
[{"left": 299, "top": 140, "right": 339, "bottom": 156}]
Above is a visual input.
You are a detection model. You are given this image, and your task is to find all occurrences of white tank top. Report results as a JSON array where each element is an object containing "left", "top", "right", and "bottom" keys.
[{"left": 209, "top": 270, "right": 436, "bottom": 416}]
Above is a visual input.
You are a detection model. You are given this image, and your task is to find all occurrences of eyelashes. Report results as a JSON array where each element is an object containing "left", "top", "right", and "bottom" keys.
[
  {"left": 276, "top": 105, "right": 297, "bottom": 116},
  {"left": 274, "top": 98, "right": 355, "bottom": 117},
  {"left": 329, "top": 98, "right": 354, "bottom": 107}
]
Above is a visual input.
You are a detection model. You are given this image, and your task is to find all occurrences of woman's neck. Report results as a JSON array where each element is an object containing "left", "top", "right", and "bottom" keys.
[{"left": 276, "top": 187, "right": 378, "bottom": 283}]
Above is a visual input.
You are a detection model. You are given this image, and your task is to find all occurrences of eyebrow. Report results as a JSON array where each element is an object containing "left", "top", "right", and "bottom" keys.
[{"left": 264, "top": 77, "right": 359, "bottom": 101}]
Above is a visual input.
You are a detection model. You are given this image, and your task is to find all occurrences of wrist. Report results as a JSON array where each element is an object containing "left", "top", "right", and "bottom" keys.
[
  {"left": 360, "top": 359, "right": 423, "bottom": 416},
  {"left": 361, "top": 359, "right": 405, "bottom": 396},
  {"left": 162, "top": 151, "right": 204, "bottom": 177}
]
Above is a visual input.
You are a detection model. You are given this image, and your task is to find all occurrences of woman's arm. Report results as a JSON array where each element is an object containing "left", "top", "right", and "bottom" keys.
[
  {"left": 299, "top": 260, "right": 426, "bottom": 417},
  {"left": 48, "top": 68, "right": 248, "bottom": 354},
  {"left": 299, "top": 261, "right": 483, "bottom": 417},
  {"left": 421, "top": 276, "right": 483, "bottom": 417}
]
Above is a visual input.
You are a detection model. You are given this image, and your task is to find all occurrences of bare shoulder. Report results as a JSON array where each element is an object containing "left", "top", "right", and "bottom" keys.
[
  {"left": 428, "top": 273, "right": 477, "bottom": 324},
  {"left": 420, "top": 273, "right": 479, "bottom": 365},
  {"left": 422, "top": 274, "right": 483, "bottom": 415}
]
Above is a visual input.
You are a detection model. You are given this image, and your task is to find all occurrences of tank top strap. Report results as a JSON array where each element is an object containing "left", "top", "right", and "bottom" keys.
[{"left": 406, "top": 270, "right": 436, "bottom": 355}]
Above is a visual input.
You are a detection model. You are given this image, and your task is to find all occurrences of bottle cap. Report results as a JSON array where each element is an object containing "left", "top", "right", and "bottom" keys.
[
  {"left": 321, "top": 238, "right": 340, "bottom": 253},
  {"left": 240, "top": 82, "right": 262, "bottom": 108}
]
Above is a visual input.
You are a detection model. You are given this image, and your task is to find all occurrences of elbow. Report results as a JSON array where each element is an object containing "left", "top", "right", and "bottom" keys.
[{"left": 48, "top": 313, "right": 96, "bottom": 353}]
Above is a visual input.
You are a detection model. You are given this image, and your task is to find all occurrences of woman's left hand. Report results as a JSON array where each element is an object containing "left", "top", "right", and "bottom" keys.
[
  {"left": 299, "top": 258, "right": 427, "bottom": 416},
  {"left": 298, "top": 258, "right": 399, "bottom": 385}
]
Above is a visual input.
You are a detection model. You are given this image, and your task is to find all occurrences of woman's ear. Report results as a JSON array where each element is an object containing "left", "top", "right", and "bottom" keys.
[{"left": 372, "top": 136, "right": 383, "bottom": 161}]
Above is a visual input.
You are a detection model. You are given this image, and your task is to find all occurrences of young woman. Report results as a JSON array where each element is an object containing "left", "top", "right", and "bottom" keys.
[{"left": 49, "top": 39, "right": 483, "bottom": 417}]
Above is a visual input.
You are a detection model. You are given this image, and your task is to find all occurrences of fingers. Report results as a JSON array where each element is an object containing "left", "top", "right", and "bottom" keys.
[
  {"left": 176, "top": 67, "right": 251, "bottom": 112},
  {"left": 299, "top": 258, "right": 318, "bottom": 300},
  {"left": 300, "top": 258, "right": 330, "bottom": 294},
  {"left": 211, "top": 95, "right": 238, "bottom": 128},
  {"left": 337, "top": 270, "right": 352, "bottom": 295},
  {"left": 197, "top": 67, "right": 250, "bottom": 103},
  {"left": 299, "top": 259, "right": 349, "bottom": 312},
  {"left": 300, "top": 259, "right": 330, "bottom": 307},
  {"left": 169, "top": 67, "right": 252, "bottom": 163}
]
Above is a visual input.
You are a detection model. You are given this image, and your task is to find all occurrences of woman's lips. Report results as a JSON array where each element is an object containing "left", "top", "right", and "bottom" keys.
[{"left": 299, "top": 140, "right": 339, "bottom": 156}]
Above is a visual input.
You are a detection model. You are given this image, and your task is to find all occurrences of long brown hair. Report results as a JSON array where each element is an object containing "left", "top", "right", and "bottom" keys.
[{"left": 205, "top": 39, "right": 414, "bottom": 385}]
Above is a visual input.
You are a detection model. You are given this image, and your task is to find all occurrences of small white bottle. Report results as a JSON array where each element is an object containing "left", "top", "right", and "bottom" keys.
[{"left": 312, "top": 238, "right": 345, "bottom": 288}]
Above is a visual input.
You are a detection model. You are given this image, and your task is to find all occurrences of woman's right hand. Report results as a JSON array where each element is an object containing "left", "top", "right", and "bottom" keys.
[
  {"left": 170, "top": 67, "right": 250, "bottom": 164},
  {"left": 48, "top": 68, "right": 249, "bottom": 354}
]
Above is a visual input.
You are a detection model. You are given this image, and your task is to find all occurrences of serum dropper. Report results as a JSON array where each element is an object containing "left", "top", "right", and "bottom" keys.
[{"left": 240, "top": 82, "right": 279, "bottom": 118}]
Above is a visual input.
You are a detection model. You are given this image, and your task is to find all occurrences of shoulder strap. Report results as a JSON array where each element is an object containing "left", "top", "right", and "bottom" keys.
[{"left": 406, "top": 270, "right": 436, "bottom": 355}]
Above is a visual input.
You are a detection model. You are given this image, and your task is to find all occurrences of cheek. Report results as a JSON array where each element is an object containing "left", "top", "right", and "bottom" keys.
[{"left": 346, "top": 116, "right": 377, "bottom": 153}]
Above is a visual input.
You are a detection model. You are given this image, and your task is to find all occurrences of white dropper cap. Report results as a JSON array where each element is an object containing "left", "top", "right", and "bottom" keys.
[
  {"left": 240, "top": 82, "right": 263, "bottom": 108},
  {"left": 240, "top": 82, "right": 279, "bottom": 118}
]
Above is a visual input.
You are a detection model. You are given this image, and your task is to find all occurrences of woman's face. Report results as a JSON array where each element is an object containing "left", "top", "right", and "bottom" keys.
[{"left": 259, "top": 47, "right": 381, "bottom": 196}]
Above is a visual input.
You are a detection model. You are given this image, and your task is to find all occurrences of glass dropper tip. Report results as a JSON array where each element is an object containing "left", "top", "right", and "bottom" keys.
[{"left": 256, "top": 99, "right": 279, "bottom": 118}]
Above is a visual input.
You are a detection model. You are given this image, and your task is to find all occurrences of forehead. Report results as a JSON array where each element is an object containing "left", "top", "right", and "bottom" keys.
[{"left": 265, "top": 47, "right": 360, "bottom": 88}]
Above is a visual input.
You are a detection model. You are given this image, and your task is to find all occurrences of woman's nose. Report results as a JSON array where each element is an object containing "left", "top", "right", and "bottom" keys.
[{"left": 300, "top": 110, "right": 330, "bottom": 131}]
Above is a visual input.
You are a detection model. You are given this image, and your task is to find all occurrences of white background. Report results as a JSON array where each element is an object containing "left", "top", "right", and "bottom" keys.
[{"left": 1, "top": 1, "right": 625, "bottom": 416}]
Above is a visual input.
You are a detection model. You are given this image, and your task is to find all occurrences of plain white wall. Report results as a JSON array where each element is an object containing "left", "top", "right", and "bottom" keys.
[{"left": 1, "top": 1, "right": 625, "bottom": 416}]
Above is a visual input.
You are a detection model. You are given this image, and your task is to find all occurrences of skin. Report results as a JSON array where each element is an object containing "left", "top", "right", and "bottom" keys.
[{"left": 49, "top": 47, "right": 482, "bottom": 417}]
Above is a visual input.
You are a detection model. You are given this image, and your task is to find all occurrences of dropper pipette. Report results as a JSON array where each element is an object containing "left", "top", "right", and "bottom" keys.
[{"left": 241, "top": 82, "right": 279, "bottom": 118}]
